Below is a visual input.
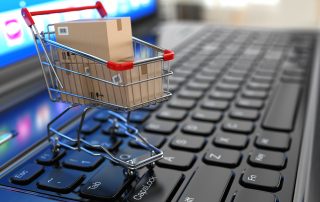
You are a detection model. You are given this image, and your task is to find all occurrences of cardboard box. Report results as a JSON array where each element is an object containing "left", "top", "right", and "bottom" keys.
[{"left": 54, "top": 18, "right": 163, "bottom": 107}]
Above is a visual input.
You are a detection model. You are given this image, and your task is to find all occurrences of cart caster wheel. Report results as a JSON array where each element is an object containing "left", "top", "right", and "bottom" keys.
[
  {"left": 124, "top": 169, "right": 135, "bottom": 176},
  {"left": 147, "top": 162, "right": 156, "bottom": 170}
]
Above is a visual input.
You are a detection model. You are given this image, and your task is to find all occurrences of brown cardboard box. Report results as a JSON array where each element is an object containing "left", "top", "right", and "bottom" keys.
[{"left": 54, "top": 18, "right": 163, "bottom": 107}]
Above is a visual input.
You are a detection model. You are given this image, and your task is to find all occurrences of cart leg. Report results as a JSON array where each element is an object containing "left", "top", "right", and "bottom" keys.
[
  {"left": 47, "top": 104, "right": 76, "bottom": 152},
  {"left": 76, "top": 107, "right": 92, "bottom": 151}
]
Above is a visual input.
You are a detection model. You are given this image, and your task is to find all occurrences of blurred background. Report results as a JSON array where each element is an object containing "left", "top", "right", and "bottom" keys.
[{"left": 159, "top": 0, "right": 320, "bottom": 28}]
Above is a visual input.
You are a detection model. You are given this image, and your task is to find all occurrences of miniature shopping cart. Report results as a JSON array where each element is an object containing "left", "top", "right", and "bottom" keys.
[{"left": 21, "top": 1, "right": 174, "bottom": 175}]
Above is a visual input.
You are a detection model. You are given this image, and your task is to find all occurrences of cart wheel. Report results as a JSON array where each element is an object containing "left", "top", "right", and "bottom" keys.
[
  {"left": 50, "top": 136, "right": 60, "bottom": 153},
  {"left": 147, "top": 162, "right": 156, "bottom": 170},
  {"left": 124, "top": 168, "right": 135, "bottom": 176}
]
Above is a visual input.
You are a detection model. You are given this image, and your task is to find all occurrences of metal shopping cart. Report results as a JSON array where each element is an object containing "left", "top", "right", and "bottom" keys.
[{"left": 21, "top": 1, "right": 174, "bottom": 175}]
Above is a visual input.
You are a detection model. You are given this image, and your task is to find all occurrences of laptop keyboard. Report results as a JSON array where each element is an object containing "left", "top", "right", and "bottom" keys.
[{"left": 0, "top": 27, "right": 316, "bottom": 202}]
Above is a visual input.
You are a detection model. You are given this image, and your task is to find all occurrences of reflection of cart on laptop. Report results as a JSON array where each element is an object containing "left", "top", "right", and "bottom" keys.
[{"left": 21, "top": 1, "right": 174, "bottom": 175}]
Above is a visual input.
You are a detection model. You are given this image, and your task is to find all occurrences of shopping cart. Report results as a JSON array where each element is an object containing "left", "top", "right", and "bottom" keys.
[{"left": 21, "top": 1, "right": 174, "bottom": 175}]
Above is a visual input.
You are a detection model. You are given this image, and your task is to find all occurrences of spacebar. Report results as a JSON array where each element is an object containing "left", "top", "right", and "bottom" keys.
[
  {"left": 262, "top": 83, "right": 301, "bottom": 132},
  {"left": 178, "top": 165, "right": 233, "bottom": 202}
]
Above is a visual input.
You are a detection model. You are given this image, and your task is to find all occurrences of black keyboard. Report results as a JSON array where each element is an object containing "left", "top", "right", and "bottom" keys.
[{"left": 0, "top": 27, "right": 316, "bottom": 202}]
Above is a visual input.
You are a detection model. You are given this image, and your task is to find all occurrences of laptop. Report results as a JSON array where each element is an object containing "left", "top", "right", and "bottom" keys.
[{"left": 0, "top": 0, "right": 319, "bottom": 201}]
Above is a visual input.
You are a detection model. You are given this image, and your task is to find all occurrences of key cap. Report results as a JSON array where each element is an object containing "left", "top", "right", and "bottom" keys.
[
  {"left": 213, "top": 133, "right": 248, "bottom": 149},
  {"left": 129, "top": 133, "right": 166, "bottom": 149},
  {"left": 178, "top": 89, "right": 203, "bottom": 99},
  {"left": 81, "top": 120, "right": 101, "bottom": 134},
  {"left": 194, "top": 74, "right": 216, "bottom": 83},
  {"left": 37, "top": 169, "right": 84, "bottom": 193},
  {"left": 157, "top": 109, "right": 187, "bottom": 121},
  {"left": 85, "top": 134, "right": 122, "bottom": 151},
  {"left": 157, "top": 150, "right": 196, "bottom": 171},
  {"left": 182, "top": 121, "right": 215, "bottom": 136},
  {"left": 171, "top": 76, "right": 186, "bottom": 84},
  {"left": 63, "top": 151, "right": 104, "bottom": 171},
  {"left": 127, "top": 168, "right": 184, "bottom": 202},
  {"left": 11, "top": 164, "right": 44, "bottom": 185},
  {"left": 80, "top": 163, "right": 133, "bottom": 200},
  {"left": 202, "top": 99, "right": 229, "bottom": 111},
  {"left": 216, "top": 82, "right": 240, "bottom": 91},
  {"left": 255, "top": 131, "right": 290, "bottom": 151},
  {"left": 94, "top": 110, "right": 110, "bottom": 122},
  {"left": 222, "top": 119, "right": 254, "bottom": 134},
  {"left": 168, "top": 98, "right": 196, "bottom": 110},
  {"left": 203, "top": 147, "right": 241, "bottom": 168},
  {"left": 178, "top": 165, "right": 233, "bottom": 202},
  {"left": 192, "top": 109, "right": 222, "bottom": 122},
  {"left": 209, "top": 90, "right": 235, "bottom": 100},
  {"left": 129, "top": 111, "right": 150, "bottom": 123},
  {"left": 240, "top": 167, "right": 282, "bottom": 191},
  {"left": 233, "top": 189, "right": 278, "bottom": 202},
  {"left": 262, "top": 83, "right": 301, "bottom": 131},
  {"left": 186, "top": 80, "right": 210, "bottom": 90},
  {"left": 144, "top": 120, "right": 177, "bottom": 135},
  {"left": 248, "top": 149, "right": 286, "bottom": 170},
  {"left": 252, "top": 75, "right": 273, "bottom": 83},
  {"left": 247, "top": 81, "right": 271, "bottom": 91},
  {"left": 170, "top": 135, "right": 206, "bottom": 152},
  {"left": 37, "top": 148, "right": 66, "bottom": 165},
  {"left": 237, "top": 98, "right": 264, "bottom": 109},
  {"left": 223, "top": 75, "right": 244, "bottom": 84},
  {"left": 230, "top": 108, "right": 259, "bottom": 121},
  {"left": 242, "top": 89, "right": 268, "bottom": 99}
]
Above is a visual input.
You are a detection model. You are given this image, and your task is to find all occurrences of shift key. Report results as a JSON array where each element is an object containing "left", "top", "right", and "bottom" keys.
[
  {"left": 127, "top": 168, "right": 184, "bottom": 202},
  {"left": 178, "top": 165, "right": 233, "bottom": 202}
]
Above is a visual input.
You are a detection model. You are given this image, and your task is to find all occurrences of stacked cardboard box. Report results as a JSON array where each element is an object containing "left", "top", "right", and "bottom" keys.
[{"left": 54, "top": 18, "right": 163, "bottom": 107}]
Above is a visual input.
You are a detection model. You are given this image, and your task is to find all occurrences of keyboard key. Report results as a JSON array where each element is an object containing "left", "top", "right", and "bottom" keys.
[
  {"left": 230, "top": 108, "right": 259, "bottom": 121},
  {"left": 37, "top": 148, "right": 66, "bottom": 165},
  {"left": 81, "top": 120, "right": 101, "bottom": 134},
  {"left": 223, "top": 75, "right": 244, "bottom": 84},
  {"left": 248, "top": 149, "right": 286, "bottom": 170},
  {"left": 142, "top": 104, "right": 161, "bottom": 111},
  {"left": 157, "top": 109, "right": 187, "bottom": 121},
  {"left": 216, "top": 82, "right": 240, "bottom": 91},
  {"left": 233, "top": 189, "right": 277, "bottom": 202},
  {"left": 201, "top": 99, "right": 229, "bottom": 111},
  {"left": 186, "top": 80, "right": 210, "bottom": 90},
  {"left": 240, "top": 167, "right": 282, "bottom": 191},
  {"left": 194, "top": 74, "right": 216, "bottom": 83},
  {"left": 178, "top": 89, "right": 203, "bottom": 99},
  {"left": 80, "top": 164, "right": 133, "bottom": 200},
  {"left": 262, "top": 83, "right": 301, "bottom": 132},
  {"left": 252, "top": 75, "right": 273, "bottom": 83},
  {"left": 94, "top": 110, "right": 110, "bottom": 122},
  {"left": 11, "top": 164, "right": 44, "bottom": 185},
  {"left": 127, "top": 168, "right": 183, "bottom": 202},
  {"left": 222, "top": 119, "right": 254, "bottom": 134},
  {"left": 144, "top": 120, "right": 177, "bottom": 135},
  {"left": 242, "top": 89, "right": 268, "bottom": 99},
  {"left": 192, "top": 109, "right": 222, "bottom": 122},
  {"left": 170, "top": 135, "right": 206, "bottom": 152},
  {"left": 237, "top": 98, "right": 264, "bottom": 109},
  {"left": 85, "top": 134, "right": 122, "bottom": 151},
  {"left": 178, "top": 165, "right": 233, "bottom": 202},
  {"left": 182, "top": 121, "right": 215, "bottom": 136},
  {"left": 213, "top": 133, "right": 248, "bottom": 149},
  {"left": 37, "top": 169, "right": 84, "bottom": 193},
  {"left": 247, "top": 81, "right": 271, "bottom": 90},
  {"left": 203, "top": 147, "right": 241, "bottom": 168},
  {"left": 63, "top": 151, "right": 104, "bottom": 171},
  {"left": 129, "top": 111, "right": 150, "bottom": 123},
  {"left": 255, "top": 131, "right": 290, "bottom": 151},
  {"left": 129, "top": 133, "right": 166, "bottom": 149},
  {"left": 157, "top": 150, "right": 196, "bottom": 171},
  {"left": 209, "top": 90, "right": 235, "bottom": 100},
  {"left": 168, "top": 98, "right": 196, "bottom": 110}
]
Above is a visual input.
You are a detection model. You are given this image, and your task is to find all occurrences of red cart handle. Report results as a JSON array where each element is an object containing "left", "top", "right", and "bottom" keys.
[{"left": 21, "top": 1, "right": 107, "bottom": 27}]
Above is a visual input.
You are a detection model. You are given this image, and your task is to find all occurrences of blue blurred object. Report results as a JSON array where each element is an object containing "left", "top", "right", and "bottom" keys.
[{"left": 0, "top": 0, "right": 157, "bottom": 68}]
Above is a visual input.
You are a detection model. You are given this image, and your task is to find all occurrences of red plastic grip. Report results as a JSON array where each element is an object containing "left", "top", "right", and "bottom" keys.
[
  {"left": 163, "top": 49, "right": 175, "bottom": 61},
  {"left": 107, "top": 61, "right": 134, "bottom": 71},
  {"left": 21, "top": 1, "right": 107, "bottom": 27}
]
